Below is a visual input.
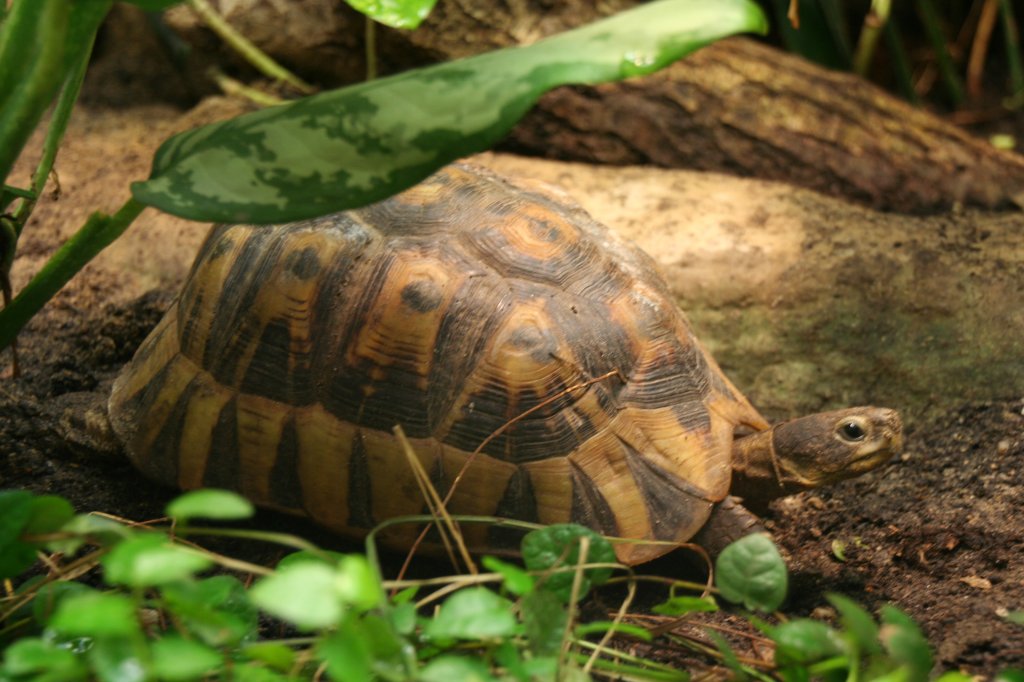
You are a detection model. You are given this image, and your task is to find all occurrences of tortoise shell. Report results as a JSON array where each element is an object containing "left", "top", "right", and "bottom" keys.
[{"left": 109, "top": 164, "right": 768, "bottom": 564}]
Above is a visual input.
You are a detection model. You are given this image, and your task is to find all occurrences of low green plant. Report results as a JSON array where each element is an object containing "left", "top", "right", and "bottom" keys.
[{"left": 2, "top": 488, "right": 1017, "bottom": 681}]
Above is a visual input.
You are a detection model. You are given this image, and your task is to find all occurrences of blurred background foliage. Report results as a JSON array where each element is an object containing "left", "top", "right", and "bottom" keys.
[{"left": 762, "top": 0, "right": 1023, "bottom": 126}]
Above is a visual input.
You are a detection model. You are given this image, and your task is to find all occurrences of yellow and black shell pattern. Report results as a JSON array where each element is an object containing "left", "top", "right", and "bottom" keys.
[{"left": 108, "top": 164, "right": 768, "bottom": 564}]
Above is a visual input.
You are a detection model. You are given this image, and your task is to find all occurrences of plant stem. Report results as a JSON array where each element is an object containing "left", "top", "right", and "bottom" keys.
[
  {"left": 0, "top": 198, "right": 145, "bottom": 352},
  {"left": 916, "top": 0, "right": 966, "bottom": 105},
  {"left": 999, "top": 0, "right": 1024, "bottom": 99},
  {"left": 365, "top": 17, "right": 377, "bottom": 81},
  {"left": 186, "top": 0, "right": 315, "bottom": 95},
  {"left": 853, "top": 0, "right": 891, "bottom": 76},
  {"left": 883, "top": 15, "right": 920, "bottom": 104},
  {"left": 207, "top": 67, "right": 284, "bottom": 107},
  {"left": 13, "top": 6, "right": 99, "bottom": 234}
]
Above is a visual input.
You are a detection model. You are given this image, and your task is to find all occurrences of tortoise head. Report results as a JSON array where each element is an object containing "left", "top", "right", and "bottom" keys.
[{"left": 731, "top": 406, "right": 902, "bottom": 507}]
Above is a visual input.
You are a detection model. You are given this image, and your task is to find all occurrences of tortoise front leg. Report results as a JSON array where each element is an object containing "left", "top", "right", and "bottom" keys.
[{"left": 690, "top": 496, "right": 766, "bottom": 558}]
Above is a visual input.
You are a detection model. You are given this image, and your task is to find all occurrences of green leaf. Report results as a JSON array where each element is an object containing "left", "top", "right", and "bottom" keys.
[
  {"left": 652, "top": 595, "right": 719, "bottom": 616},
  {"left": 1, "top": 638, "right": 85, "bottom": 679},
  {"left": 1007, "top": 611, "right": 1024, "bottom": 626},
  {"left": 879, "top": 606, "right": 932, "bottom": 682},
  {"left": 276, "top": 549, "right": 346, "bottom": 569},
  {"left": 233, "top": 664, "right": 291, "bottom": 682},
  {"left": 936, "top": 674, "right": 979, "bottom": 682},
  {"left": 334, "top": 554, "right": 383, "bottom": 611},
  {"left": 102, "top": 533, "right": 212, "bottom": 587},
  {"left": 705, "top": 629, "right": 748, "bottom": 681},
  {"left": 317, "top": 623, "right": 372, "bottom": 681},
  {"left": 827, "top": 593, "right": 882, "bottom": 656},
  {"left": 521, "top": 524, "right": 615, "bottom": 602},
  {"left": 995, "top": 670, "right": 1024, "bottom": 682},
  {"left": 426, "top": 587, "right": 518, "bottom": 640},
  {"left": 346, "top": 0, "right": 438, "bottom": 29},
  {"left": 250, "top": 562, "right": 340, "bottom": 629},
  {"left": 0, "top": 490, "right": 37, "bottom": 578},
  {"left": 122, "top": 0, "right": 185, "bottom": 9},
  {"left": 151, "top": 636, "right": 223, "bottom": 680},
  {"left": 87, "top": 636, "right": 146, "bottom": 682},
  {"left": 32, "top": 580, "right": 92, "bottom": 626},
  {"left": 166, "top": 488, "right": 254, "bottom": 522},
  {"left": 574, "top": 620, "right": 653, "bottom": 642},
  {"left": 162, "top": 576, "right": 258, "bottom": 647},
  {"left": 49, "top": 591, "right": 141, "bottom": 638},
  {"left": 714, "top": 533, "right": 787, "bottom": 612},
  {"left": 47, "top": 513, "right": 132, "bottom": 555},
  {"left": 482, "top": 555, "right": 534, "bottom": 596},
  {"left": 131, "top": 0, "right": 767, "bottom": 223},
  {"left": 770, "top": 619, "right": 846, "bottom": 667},
  {"left": 242, "top": 643, "right": 296, "bottom": 672},
  {"left": 419, "top": 655, "right": 497, "bottom": 682},
  {"left": 522, "top": 590, "right": 567, "bottom": 657},
  {"left": 23, "top": 495, "right": 74, "bottom": 535},
  {"left": 388, "top": 601, "right": 417, "bottom": 636}
]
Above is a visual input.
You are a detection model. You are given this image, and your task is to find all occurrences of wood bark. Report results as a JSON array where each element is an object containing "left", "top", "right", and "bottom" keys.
[{"left": 503, "top": 38, "right": 1024, "bottom": 213}]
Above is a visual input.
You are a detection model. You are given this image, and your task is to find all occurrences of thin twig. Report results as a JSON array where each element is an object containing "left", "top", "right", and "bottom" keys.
[{"left": 186, "top": 0, "right": 315, "bottom": 95}]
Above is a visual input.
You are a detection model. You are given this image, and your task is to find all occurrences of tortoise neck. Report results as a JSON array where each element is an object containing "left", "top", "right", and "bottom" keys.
[{"left": 730, "top": 427, "right": 802, "bottom": 509}]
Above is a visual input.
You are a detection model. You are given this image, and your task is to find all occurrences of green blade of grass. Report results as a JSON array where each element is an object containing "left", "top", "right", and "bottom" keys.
[
  {"left": 0, "top": 0, "right": 72, "bottom": 188},
  {"left": 131, "top": 0, "right": 767, "bottom": 223}
]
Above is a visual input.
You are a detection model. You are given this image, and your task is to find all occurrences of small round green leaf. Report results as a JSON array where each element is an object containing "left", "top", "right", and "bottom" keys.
[
  {"left": 482, "top": 555, "right": 534, "bottom": 596},
  {"left": 49, "top": 591, "right": 141, "bottom": 637},
  {"left": 166, "top": 489, "right": 254, "bottom": 522},
  {"left": 334, "top": 554, "right": 382, "bottom": 611},
  {"left": 522, "top": 524, "right": 615, "bottom": 602},
  {"left": 827, "top": 593, "right": 882, "bottom": 655},
  {"left": 522, "top": 590, "right": 567, "bottom": 657},
  {"left": 419, "top": 655, "right": 497, "bottom": 682},
  {"left": 23, "top": 495, "right": 75, "bottom": 535},
  {"left": 162, "top": 576, "right": 258, "bottom": 647},
  {"left": 714, "top": 533, "right": 787, "bottom": 612},
  {"left": 879, "top": 605, "right": 933, "bottom": 680},
  {"left": 994, "top": 670, "right": 1024, "bottom": 682},
  {"left": 32, "top": 580, "right": 92, "bottom": 626},
  {"left": 243, "top": 642, "right": 297, "bottom": 672},
  {"left": 346, "top": 0, "right": 438, "bottom": 29},
  {"left": 87, "top": 636, "right": 146, "bottom": 682},
  {"left": 102, "top": 534, "right": 212, "bottom": 587},
  {"left": 770, "top": 619, "right": 846, "bottom": 666},
  {"left": 317, "top": 624, "right": 372, "bottom": 681},
  {"left": 250, "top": 562, "right": 340, "bottom": 629},
  {"left": 652, "top": 595, "right": 719, "bottom": 616},
  {"left": 426, "top": 587, "right": 518, "bottom": 640},
  {"left": 1, "top": 637, "right": 85, "bottom": 677},
  {"left": 151, "top": 636, "right": 223, "bottom": 680},
  {"left": 0, "top": 490, "right": 37, "bottom": 578},
  {"left": 48, "top": 513, "right": 132, "bottom": 556}
]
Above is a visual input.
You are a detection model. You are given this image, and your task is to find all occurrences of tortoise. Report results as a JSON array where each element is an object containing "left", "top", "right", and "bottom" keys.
[{"left": 106, "top": 163, "right": 902, "bottom": 565}]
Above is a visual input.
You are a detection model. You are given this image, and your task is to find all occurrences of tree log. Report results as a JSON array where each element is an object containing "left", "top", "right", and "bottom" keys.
[{"left": 502, "top": 38, "right": 1024, "bottom": 213}]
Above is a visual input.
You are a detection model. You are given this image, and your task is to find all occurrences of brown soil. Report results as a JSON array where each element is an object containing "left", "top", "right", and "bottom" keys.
[{"left": 2, "top": 284, "right": 1022, "bottom": 677}]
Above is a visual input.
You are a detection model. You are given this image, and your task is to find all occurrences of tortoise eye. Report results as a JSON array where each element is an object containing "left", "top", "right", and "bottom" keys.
[{"left": 839, "top": 420, "right": 866, "bottom": 442}]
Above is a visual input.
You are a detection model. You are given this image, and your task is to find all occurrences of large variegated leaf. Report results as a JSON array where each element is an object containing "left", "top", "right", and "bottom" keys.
[{"left": 131, "top": 0, "right": 766, "bottom": 223}]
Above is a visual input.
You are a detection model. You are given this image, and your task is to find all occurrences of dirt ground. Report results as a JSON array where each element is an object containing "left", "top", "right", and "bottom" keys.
[
  {"left": 2, "top": 291, "right": 1023, "bottom": 676},
  {"left": 2, "top": 13, "right": 1024, "bottom": 676}
]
